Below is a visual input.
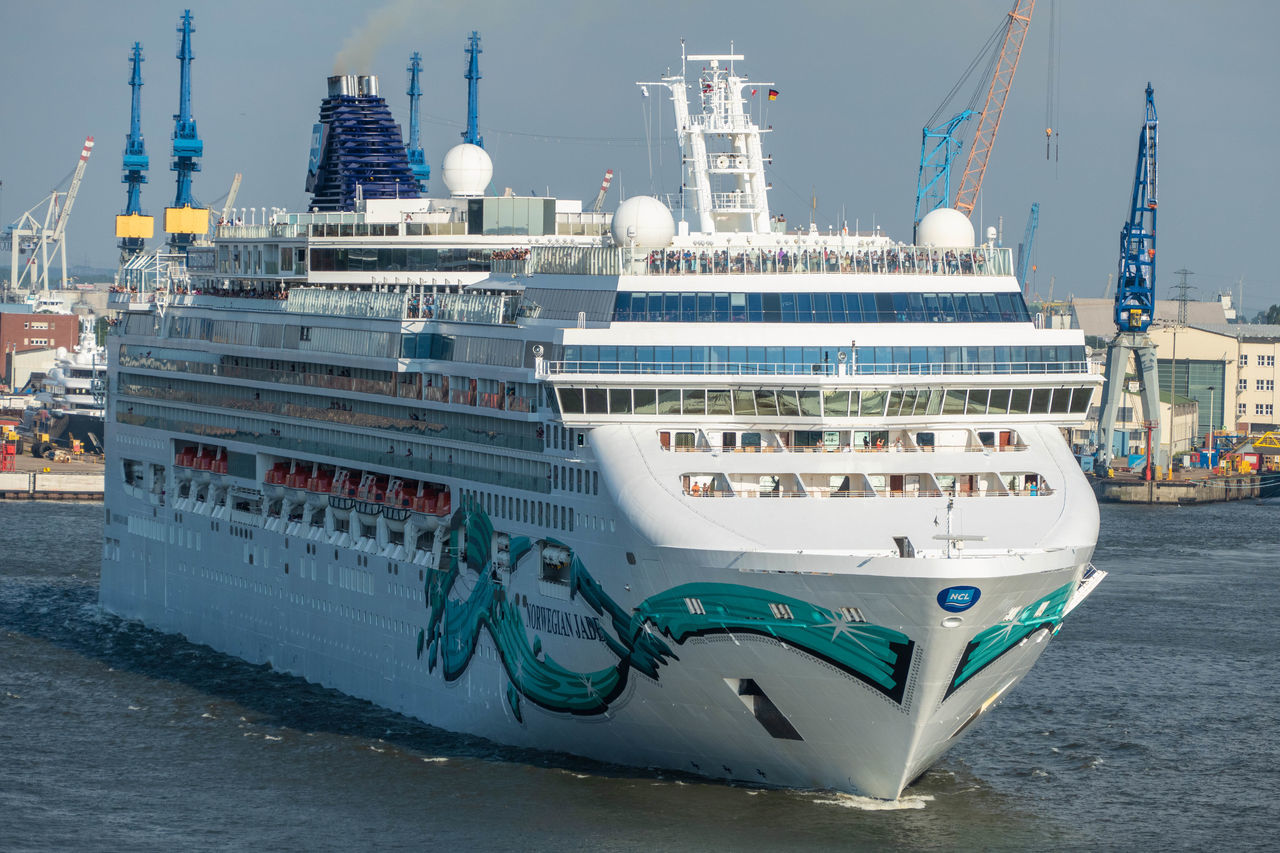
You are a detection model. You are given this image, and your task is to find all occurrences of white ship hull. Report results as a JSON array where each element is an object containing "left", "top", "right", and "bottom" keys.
[{"left": 101, "top": 420, "right": 1098, "bottom": 798}]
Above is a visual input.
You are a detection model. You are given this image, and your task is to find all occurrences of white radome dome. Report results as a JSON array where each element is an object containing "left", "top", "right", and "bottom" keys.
[
  {"left": 55, "top": 347, "right": 69, "bottom": 360},
  {"left": 441, "top": 143, "right": 492, "bottom": 197},
  {"left": 917, "top": 207, "right": 975, "bottom": 248},
  {"left": 611, "top": 196, "right": 675, "bottom": 248}
]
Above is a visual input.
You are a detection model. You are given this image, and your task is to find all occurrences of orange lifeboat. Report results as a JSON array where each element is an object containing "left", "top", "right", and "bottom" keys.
[
  {"left": 194, "top": 447, "right": 216, "bottom": 471},
  {"left": 285, "top": 461, "right": 309, "bottom": 489},
  {"left": 306, "top": 465, "right": 334, "bottom": 494},
  {"left": 264, "top": 461, "right": 288, "bottom": 485},
  {"left": 212, "top": 448, "right": 228, "bottom": 475},
  {"left": 386, "top": 478, "right": 411, "bottom": 509}
]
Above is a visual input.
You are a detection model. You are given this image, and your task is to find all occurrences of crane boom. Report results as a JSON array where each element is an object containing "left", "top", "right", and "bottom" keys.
[
  {"left": 220, "top": 173, "right": 242, "bottom": 222},
  {"left": 462, "top": 32, "right": 483, "bottom": 148},
  {"left": 953, "top": 0, "right": 1034, "bottom": 217},
  {"left": 1015, "top": 201, "right": 1039, "bottom": 290},
  {"left": 1114, "top": 83, "right": 1158, "bottom": 332},
  {"left": 592, "top": 169, "right": 614, "bottom": 213},
  {"left": 406, "top": 51, "right": 430, "bottom": 190},
  {"left": 51, "top": 136, "right": 94, "bottom": 245}
]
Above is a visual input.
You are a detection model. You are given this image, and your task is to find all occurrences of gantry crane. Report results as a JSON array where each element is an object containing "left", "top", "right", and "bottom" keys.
[
  {"left": 462, "top": 32, "right": 484, "bottom": 148},
  {"left": 405, "top": 52, "right": 430, "bottom": 191},
  {"left": 116, "top": 42, "right": 153, "bottom": 263},
  {"left": 914, "top": 0, "right": 1034, "bottom": 235},
  {"left": 1096, "top": 84, "right": 1161, "bottom": 471},
  {"left": 166, "top": 9, "right": 207, "bottom": 248},
  {"left": 1015, "top": 201, "right": 1038, "bottom": 291},
  {"left": 8, "top": 136, "right": 95, "bottom": 295}
]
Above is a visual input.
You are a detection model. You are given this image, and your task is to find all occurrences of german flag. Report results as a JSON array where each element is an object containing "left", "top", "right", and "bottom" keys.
[{"left": 767, "top": 89, "right": 779, "bottom": 101}]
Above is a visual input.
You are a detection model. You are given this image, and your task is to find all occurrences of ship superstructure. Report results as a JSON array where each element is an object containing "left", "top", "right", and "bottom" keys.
[{"left": 100, "top": 50, "right": 1103, "bottom": 799}]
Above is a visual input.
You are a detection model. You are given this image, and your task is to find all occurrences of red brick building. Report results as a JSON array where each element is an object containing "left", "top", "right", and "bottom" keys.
[{"left": 1, "top": 312, "right": 81, "bottom": 390}]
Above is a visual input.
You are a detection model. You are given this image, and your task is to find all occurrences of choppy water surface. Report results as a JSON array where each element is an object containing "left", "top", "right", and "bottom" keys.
[{"left": 2, "top": 501, "right": 1277, "bottom": 851}]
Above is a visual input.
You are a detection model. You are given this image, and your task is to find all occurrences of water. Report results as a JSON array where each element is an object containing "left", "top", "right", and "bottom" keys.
[{"left": 2, "top": 501, "right": 1278, "bottom": 851}]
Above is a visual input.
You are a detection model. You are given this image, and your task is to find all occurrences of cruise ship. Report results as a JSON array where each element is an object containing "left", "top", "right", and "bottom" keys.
[{"left": 100, "top": 51, "right": 1104, "bottom": 799}]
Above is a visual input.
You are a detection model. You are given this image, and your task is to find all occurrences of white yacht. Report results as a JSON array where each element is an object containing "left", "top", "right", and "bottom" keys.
[
  {"left": 100, "top": 52, "right": 1104, "bottom": 799},
  {"left": 24, "top": 314, "right": 107, "bottom": 449}
]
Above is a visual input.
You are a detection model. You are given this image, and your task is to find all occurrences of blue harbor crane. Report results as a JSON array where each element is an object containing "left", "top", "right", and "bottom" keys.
[
  {"left": 1015, "top": 201, "right": 1038, "bottom": 291},
  {"left": 463, "top": 31, "right": 483, "bottom": 148},
  {"left": 405, "top": 52, "right": 430, "bottom": 191},
  {"left": 169, "top": 9, "right": 204, "bottom": 248},
  {"left": 1096, "top": 83, "right": 1162, "bottom": 472},
  {"left": 118, "top": 42, "right": 150, "bottom": 261}
]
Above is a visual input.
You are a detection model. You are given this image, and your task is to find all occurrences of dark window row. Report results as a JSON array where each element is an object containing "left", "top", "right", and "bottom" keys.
[
  {"left": 612, "top": 290, "right": 1031, "bottom": 324},
  {"left": 309, "top": 246, "right": 494, "bottom": 273}
]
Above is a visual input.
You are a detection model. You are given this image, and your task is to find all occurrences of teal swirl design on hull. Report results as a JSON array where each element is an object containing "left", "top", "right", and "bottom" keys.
[
  {"left": 417, "top": 497, "right": 916, "bottom": 720},
  {"left": 944, "top": 581, "right": 1074, "bottom": 700}
]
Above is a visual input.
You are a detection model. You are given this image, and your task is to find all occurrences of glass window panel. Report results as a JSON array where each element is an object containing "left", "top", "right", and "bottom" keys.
[
  {"left": 943, "top": 389, "right": 967, "bottom": 414},
  {"left": 798, "top": 390, "right": 822, "bottom": 417},
  {"left": 796, "top": 292, "right": 813, "bottom": 322},
  {"left": 1049, "top": 387, "right": 1071, "bottom": 414},
  {"left": 780, "top": 292, "right": 796, "bottom": 322},
  {"left": 823, "top": 389, "right": 850, "bottom": 417},
  {"left": 683, "top": 389, "right": 706, "bottom": 415},
  {"left": 706, "top": 389, "right": 732, "bottom": 415},
  {"left": 657, "top": 389, "right": 681, "bottom": 415},
  {"left": 633, "top": 388, "right": 657, "bottom": 414},
  {"left": 680, "top": 292, "right": 696, "bottom": 321},
  {"left": 966, "top": 389, "right": 990, "bottom": 414},
  {"left": 609, "top": 388, "right": 633, "bottom": 414},
  {"left": 558, "top": 388, "right": 584, "bottom": 414},
  {"left": 584, "top": 388, "right": 609, "bottom": 414},
  {"left": 925, "top": 389, "right": 944, "bottom": 415},
  {"left": 875, "top": 293, "right": 895, "bottom": 321},
  {"left": 755, "top": 390, "right": 779, "bottom": 416},
  {"left": 1030, "top": 388, "right": 1052, "bottom": 413},
  {"left": 988, "top": 389, "right": 1011, "bottom": 414},
  {"left": 982, "top": 293, "right": 1001, "bottom": 319},
  {"left": 646, "top": 292, "right": 663, "bottom": 319},
  {"left": 906, "top": 292, "right": 926, "bottom": 322},
  {"left": 730, "top": 292, "right": 747, "bottom": 322},
  {"left": 1009, "top": 388, "right": 1032, "bottom": 413},
  {"left": 886, "top": 390, "right": 905, "bottom": 416},
  {"left": 859, "top": 390, "right": 887, "bottom": 417},
  {"left": 1070, "top": 387, "right": 1093, "bottom": 413},
  {"left": 714, "top": 293, "right": 730, "bottom": 322},
  {"left": 741, "top": 431, "right": 762, "bottom": 448},
  {"left": 762, "top": 292, "right": 781, "bottom": 322},
  {"left": 777, "top": 391, "right": 800, "bottom": 417},
  {"left": 733, "top": 389, "right": 757, "bottom": 415},
  {"left": 747, "top": 292, "right": 763, "bottom": 321},
  {"left": 844, "top": 294, "right": 863, "bottom": 322}
]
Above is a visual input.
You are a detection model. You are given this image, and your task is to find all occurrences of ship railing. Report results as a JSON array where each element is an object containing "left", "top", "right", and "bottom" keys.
[
  {"left": 545, "top": 359, "right": 1090, "bottom": 377},
  {"left": 214, "top": 223, "right": 308, "bottom": 239},
  {"left": 615, "top": 245, "right": 1014, "bottom": 277},
  {"left": 682, "top": 487, "right": 1054, "bottom": 498},
  {"left": 548, "top": 360, "right": 836, "bottom": 376},
  {"left": 668, "top": 443, "right": 1028, "bottom": 454}
]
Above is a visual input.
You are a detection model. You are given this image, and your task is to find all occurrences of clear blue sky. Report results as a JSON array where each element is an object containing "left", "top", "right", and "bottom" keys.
[{"left": 2, "top": 0, "right": 1277, "bottom": 313}]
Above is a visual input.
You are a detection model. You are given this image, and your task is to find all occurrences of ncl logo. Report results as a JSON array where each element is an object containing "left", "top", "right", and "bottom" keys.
[{"left": 937, "top": 585, "right": 981, "bottom": 613}]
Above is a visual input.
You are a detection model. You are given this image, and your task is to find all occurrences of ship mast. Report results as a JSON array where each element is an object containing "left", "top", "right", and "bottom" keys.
[{"left": 640, "top": 51, "right": 772, "bottom": 234}]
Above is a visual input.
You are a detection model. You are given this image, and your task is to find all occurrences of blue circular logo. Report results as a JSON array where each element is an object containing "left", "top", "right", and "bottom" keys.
[{"left": 937, "top": 585, "right": 981, "bottom": 613}]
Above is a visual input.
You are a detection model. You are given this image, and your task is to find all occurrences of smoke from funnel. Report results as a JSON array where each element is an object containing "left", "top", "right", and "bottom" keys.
[{"left": 333, "top": 0, "right": 419, "bottom": 75}]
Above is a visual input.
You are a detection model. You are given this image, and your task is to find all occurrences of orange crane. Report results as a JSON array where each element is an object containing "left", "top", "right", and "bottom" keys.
[{"left": 952, "top": 0, "right": 1034, "bottom": 217}]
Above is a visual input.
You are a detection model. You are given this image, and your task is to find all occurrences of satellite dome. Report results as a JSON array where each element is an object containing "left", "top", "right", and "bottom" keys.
[
  {"left": 441, "top": 143, "right": 492, "bottom": 197},
  {"left": 55, "top": 347, "right": 69, "bottom": 360},
  {"left": 917, "top": 207, "right": 975, "bottom": 248},
  {"left": 611, "top": 196, "right": 675, "bottom": 248}
]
